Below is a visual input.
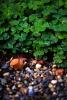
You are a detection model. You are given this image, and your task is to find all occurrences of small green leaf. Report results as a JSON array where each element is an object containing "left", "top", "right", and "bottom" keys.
[
  {"left": 33, "top": 50, "right": 44, "bottom": 58},
  {"left": 57, "top": 34, "right": 67, "bottom": 39},
  {"left": 7, "top": 43, "right": 13, "bottom": 48},
  {"left": 20, "top": 33, "right": 27, "bottom": 41}
]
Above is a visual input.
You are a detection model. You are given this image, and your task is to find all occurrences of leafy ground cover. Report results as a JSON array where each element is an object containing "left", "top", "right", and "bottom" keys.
[{"left": 0, "top": 0, "right": 67, "bottom": 67}]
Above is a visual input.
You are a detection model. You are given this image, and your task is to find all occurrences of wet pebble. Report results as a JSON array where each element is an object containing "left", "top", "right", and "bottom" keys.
[
  {"left": 1, "top": 78, "right": 7, "bottom": 85},
  {"left": 1, "top": 63, "right": 8, "bottom": 69},
  {"left": 28, "top": 85, "right": 34, "bottom": 96},
  {"left": 3, "top": 72, "right": 10, "bottom": 77}
]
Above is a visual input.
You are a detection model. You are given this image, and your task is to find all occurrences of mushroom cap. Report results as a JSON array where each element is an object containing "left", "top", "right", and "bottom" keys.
[
  {"left": 10, "top": 58, "right": 26, "bottom": 70},
  {"left": 10, "top": 59, "right": 19, "bottom": 66}
]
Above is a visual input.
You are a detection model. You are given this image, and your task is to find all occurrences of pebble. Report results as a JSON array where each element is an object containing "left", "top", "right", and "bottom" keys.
[
  {"left": 3, "top": 72, "right": 10, "bottom": 77},
  {"left": 12, "top": 85, "right": 16, "bottom": 90},
  {"left": 1, "top": 63, "right": 8, "bottom": 69},
  {"left": 52, "top": 64, "right": 57, "bottom": 68},
  {"left": 25, "top": 67, "right": 34, "bottom": 74},
  {"left": 35, "top": 63, "right": 42, "bottom": 70},
  {"left": 1, "top": 79, "right": 7, "bottom": 85},
  {"left": 51, "top": 80, "right": 57, "bottom": 84},
  {"left": 17, "top": 83, "right": 22, "bottom": 88},
  {"left": 48, "top": 83, "right": 53, "bottom": 88},
  {"left": 28, "top": 85, "right": 34, "bottom": 96}
]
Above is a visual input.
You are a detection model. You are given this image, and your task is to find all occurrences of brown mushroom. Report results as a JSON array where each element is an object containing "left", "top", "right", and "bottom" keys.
[{"left": 10, "top": 57, "right": 27, "bottom": 70}]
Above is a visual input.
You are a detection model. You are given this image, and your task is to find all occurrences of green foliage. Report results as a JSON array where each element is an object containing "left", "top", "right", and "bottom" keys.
[{"left": 0, "top": 0, "right": 67, "bottom": 67}]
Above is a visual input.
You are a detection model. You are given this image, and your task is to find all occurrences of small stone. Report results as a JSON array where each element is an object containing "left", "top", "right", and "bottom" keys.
[
  {"left": 1, "top": 79, "right": 7, "bottom": 85},
  {"left": 15, "top": 94, "right": 19, "bottom": 97},
  {"left": 52, "top": 64, "right": 57, "bottom": 68},
  {"left": 18, "top": 77, "right": 21, "bottom": 81},
  {"left": 16, "top": 71, "right": 20, "bottom": 74},
  {"left": 24, "top": 80, "right": 28, "bottom": 86},
  {"left": 9, "top": 91, "right": 12, "bottom": 95},
  {"left": 12, "top": 85, "right": 16, "bottom": 90},
  {"left": 3, "top": 72, "right": 10, "bottom": 77},
  {"left": 33, "top": 73, "right": 38, "bottom": 79},
  {"left": 35, "top": 63, "right": 42, "bottom": 69},
  {"left": 20, "top": 87, "right": 27, "bottom": 94},
  {"left": 6, "top": 87, "right": 10, "bottom": 92},
  {"left": 17, "top": 84, "right": 22, "bottom": 88},
  {"left": 28, "top": 85, "right": 34, "bottom": 96},
  {"left": 34, "top": 86, "right": 38, "bottom": 94},
  {"left": 50, "top": 87, "right": 55, "bottom": 92},
  {"left": 56, "top": 75, "right": 63, "bottom": 82},
  {"left": 56, "top": 68, "right": 64, "bottom": 76},
  {"left": 31, "top": 59, "right": 37, "bottom": 66},
  {"left": 25, "top": 67, "right": 33, "bottom": 74},
  {"left": 53, "top": 92, "right": 57, "bottom": 95},
  {"left": 42, "top": 66, "right": 47, "bottom": 70},
  {"left": 52, "top": 67, "right": 56, "bottom": 75},
  {"left": 51, "top": 80, "right": 57, "bottom": 84},
  {"left": 41, "top": 74, "right": 44, "bottom": 78},
  {"left": 2, "top": 63, "right": 8, "bottom": 69},
  {"left": 25, "top": 73, "right": 29, "bottom": 79},
  {"left": 48, "top": 83, "right": 53, "bottom": 88}
]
